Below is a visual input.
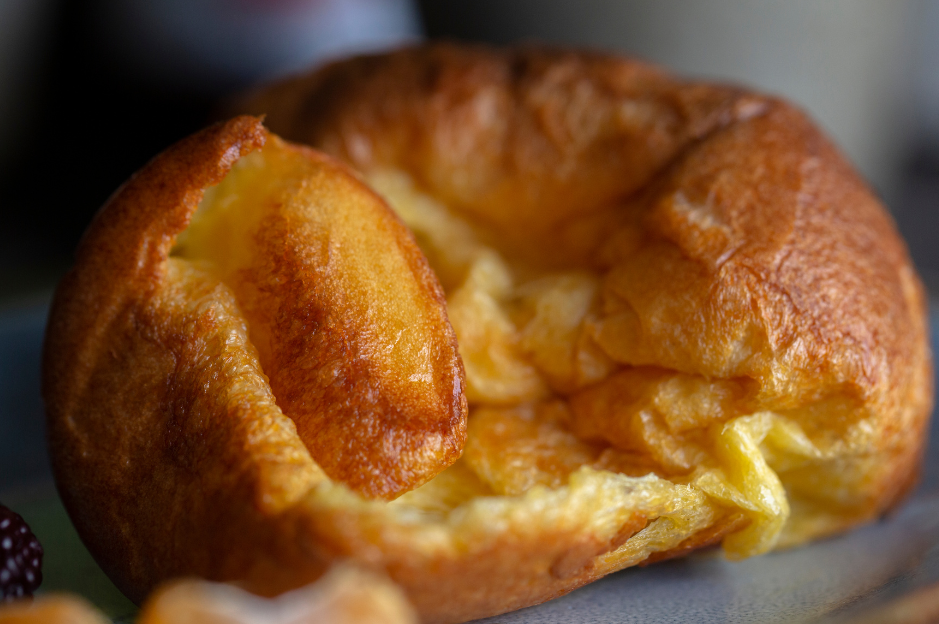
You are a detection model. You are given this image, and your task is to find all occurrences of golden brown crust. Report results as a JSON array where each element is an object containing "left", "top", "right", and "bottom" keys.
[
  {"left": 43, "top": 44, "right": 934, "bottom": 624},
  {"left": 242, "top": 44, "right": 766, "bottom": 270}
]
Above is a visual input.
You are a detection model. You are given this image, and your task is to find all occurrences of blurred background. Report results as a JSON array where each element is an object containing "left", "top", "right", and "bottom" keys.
[
  {"left": 2, "top": 0, "right": 939, "bottom": 486},
  {"left": 1, "top": 0, "right": 938, "bottom": 303}
]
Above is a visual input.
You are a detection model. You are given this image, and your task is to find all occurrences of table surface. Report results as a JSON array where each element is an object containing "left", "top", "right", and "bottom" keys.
[{"left": 2, "top": 297, "right": 937, "bottom": 623}]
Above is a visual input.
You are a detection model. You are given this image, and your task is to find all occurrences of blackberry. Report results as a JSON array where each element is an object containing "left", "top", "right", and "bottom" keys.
[{"left": 0, "top": 503, "right": 43, "bottom": 602}]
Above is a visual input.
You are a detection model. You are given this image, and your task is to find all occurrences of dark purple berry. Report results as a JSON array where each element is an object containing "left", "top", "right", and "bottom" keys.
[{"left": 0, "top": 503, "right": 43, "bottom": 602}]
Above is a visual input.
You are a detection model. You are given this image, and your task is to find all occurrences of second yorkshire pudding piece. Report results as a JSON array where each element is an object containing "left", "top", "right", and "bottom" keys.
[{"left": 45, "top": 44, "right": 932, "bottom": 624}]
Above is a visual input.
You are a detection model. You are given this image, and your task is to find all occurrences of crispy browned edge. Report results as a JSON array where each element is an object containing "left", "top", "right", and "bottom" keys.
[{"left": 40, "top": 117, "right": 333, "bottom": 602}]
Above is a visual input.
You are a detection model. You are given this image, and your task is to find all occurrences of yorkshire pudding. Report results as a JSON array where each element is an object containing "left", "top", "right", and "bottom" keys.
[{"left": 44, "top": 45, "right": 932, "bottom": 624}]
